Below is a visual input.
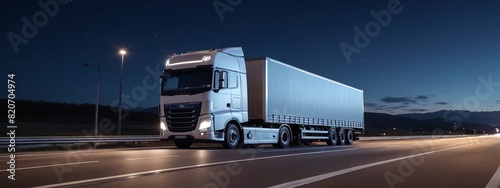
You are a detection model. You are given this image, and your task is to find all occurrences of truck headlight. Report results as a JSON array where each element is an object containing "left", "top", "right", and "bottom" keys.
[
  {"left": 160, "top": 121, "right": 167, "bottom": 131},
  {"left": 198, "top": 116, "right": 212, "bottom": 131}
]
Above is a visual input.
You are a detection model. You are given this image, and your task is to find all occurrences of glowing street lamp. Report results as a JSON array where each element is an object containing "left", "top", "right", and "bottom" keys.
[{"left": 118, "top": 49, "right": 127, "bottom": 135}]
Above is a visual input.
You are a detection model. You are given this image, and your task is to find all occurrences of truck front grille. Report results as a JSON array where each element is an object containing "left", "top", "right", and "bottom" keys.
[{"left": 164, "top": 102, "right": 201, "bottom": 132}]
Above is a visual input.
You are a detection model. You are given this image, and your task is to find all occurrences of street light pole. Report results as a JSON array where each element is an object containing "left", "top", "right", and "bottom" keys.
[
  {"left": 118, "top": 50, "right": 127, "bottom": 135},
  {"left": 95, "top": 61, "right": 100, "bottom": 135},
  {"left": 83, "top": 63, "right": 100, "bottom": 136}
]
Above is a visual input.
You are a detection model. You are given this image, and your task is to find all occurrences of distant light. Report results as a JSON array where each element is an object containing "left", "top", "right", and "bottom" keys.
[
  {"left": 119, "top": 50, "right": 127, "bottom": 55},
  {"left": 496, "top": 128, "right": 499, "bottom": 133}
]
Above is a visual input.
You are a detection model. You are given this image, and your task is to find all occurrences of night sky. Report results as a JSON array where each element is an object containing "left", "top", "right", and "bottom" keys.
[{"left": 1, "top": 0, "right": 499, "bottom": 114}]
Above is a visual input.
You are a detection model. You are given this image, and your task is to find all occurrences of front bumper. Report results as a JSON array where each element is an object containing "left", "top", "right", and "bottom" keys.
[
  {"left": 160, "top": 129, "right": 223, "bottom": 141},
  {"left": 159, "top": 116, "right": 224, "bottom": 142}
]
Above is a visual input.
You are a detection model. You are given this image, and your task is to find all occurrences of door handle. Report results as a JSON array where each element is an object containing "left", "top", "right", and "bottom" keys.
[{"left": 226, "top": 103, "right": 231, "bottom": 108}]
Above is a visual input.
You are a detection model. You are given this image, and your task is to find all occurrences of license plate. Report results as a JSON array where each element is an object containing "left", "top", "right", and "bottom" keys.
[{"left": 175, "top": 135, "right": 187, "bottom": 139}]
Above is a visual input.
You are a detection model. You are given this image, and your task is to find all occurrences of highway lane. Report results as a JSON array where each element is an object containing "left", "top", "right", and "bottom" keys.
[{"left": 1, "top": 135, "right": 499, "bottom": 188}]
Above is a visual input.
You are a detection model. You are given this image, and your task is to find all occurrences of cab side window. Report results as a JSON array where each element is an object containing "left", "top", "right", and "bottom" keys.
[{"left": 229, "top": 72, "right": 238, "bottom": 88}]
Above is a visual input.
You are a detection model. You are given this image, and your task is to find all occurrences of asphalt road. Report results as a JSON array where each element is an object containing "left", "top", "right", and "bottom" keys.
[{"left": 1, "top": 135, "right": 499, "bottom": 188}]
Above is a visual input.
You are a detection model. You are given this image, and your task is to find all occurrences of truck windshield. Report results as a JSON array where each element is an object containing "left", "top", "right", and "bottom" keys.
[{"left": 161, "top": 69, "right": 212, "bottom": 96}]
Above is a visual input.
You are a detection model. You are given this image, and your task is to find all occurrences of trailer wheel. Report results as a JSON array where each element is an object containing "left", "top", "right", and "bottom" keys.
[
  {"left": 222, "top": 123, "right": 241, "bottom": 149},
  {"left": 327, "top": 128, "right": 338, "bottom": 146},
  {"left": 174, "top": 141, "right": 192, "bottom": 149},
  {"left": 345, "top": 129, "right": 354, "bottom": 145},
  {"left": 337, "top": 128, "right": 346, "bottom": 145},
  {"left": 273, "top": 126, "right": 291, "bottom": 148}
]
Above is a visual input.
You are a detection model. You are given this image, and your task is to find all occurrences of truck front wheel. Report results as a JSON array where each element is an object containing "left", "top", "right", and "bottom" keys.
[
  {"left": 174, "top": 141, "right": 192, "bottom": 149},
  {"left": 222, "top": 123, "right": 241, "bottom": 149},
  {"left": 273, "top": 126, "right": 291, "bottom": 148}
]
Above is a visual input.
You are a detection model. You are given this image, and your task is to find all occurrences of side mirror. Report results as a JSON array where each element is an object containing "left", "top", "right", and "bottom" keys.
[
  {"left": 213, "top": 70, "right": 227, "bottom": 92},
  {"left": 219, "top": 71, "right": 226, "bottom": 88},
  {"left": 213, "top": 70, "right": 220, "bottom": 92}
]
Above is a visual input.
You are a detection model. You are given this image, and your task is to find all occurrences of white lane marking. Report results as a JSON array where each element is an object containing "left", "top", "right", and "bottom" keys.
[
  {"left": 0, "top": 152, "right": 87, "bottom": 158},
  {"left": 260, "top": 146, "right": 347, "bottom": 153},
  {"left": 385, "top": 145, "right": 401, "bottom": 148},
  {"left": 34, "top": 148, "right": 358, "bottom": 188},
  {"left": 486, "top": 163, "right": 500, "bottom": 188},
  {"left": 269, "top": 145, "right": 467, "bottom": 188},
  {"left": 126, "top": 155, "right": 178, "bottom": 161},
  {"left": 0, "top": 149, "right": 128, "bottom": 158},
  {"left": 0, "top": 161, "right": 99, "bottom": 171}
]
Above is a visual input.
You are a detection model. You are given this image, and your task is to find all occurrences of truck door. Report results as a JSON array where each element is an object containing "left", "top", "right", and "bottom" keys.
[
  {"left": 213, "top": 70, "right": 232, "bottom": 131},
  {"left": 228, "top": 72, "right": 242, "bottom": 120}
]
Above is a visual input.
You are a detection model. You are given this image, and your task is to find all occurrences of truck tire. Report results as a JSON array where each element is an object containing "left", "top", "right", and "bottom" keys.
[
  {"left": 337, "top": 128, "right": 346, "bottom": 145},
  {"left": 273, "top": 126, "right": 291, "bottom": 148},
  {"left": 345, "top": 129, "right": 354, "bottom": 145},
  {"left": 222, "top": 123, "right": 241, "bottom": 149},
  {"left": 174, "top": 141, "right": 192, "bottom": 149},
  {"left": 327, "top": 128, "right": 338, "bottom": 146}
]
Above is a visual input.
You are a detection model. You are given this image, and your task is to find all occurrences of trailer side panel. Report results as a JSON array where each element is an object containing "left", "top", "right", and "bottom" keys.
[{"left": 246, "top": 57, "right": 364, "bottom": 129}]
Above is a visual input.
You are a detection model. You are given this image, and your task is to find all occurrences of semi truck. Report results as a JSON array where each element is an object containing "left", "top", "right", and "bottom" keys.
[{"left": 159, "top": 47, "right": 364, "bottom": 149}]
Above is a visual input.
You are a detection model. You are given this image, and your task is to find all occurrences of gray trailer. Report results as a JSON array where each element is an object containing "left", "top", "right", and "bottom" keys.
[{"left": 245, "top": 57, "right": 364, "bottom": 145}]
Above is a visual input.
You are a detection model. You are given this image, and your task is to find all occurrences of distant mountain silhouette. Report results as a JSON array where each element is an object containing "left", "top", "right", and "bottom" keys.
[
  {"left": 365, "top": 112, "right": 497, "bottom": 136},
  {"left": 397, "top": 110, "right": 500, "bottom": 126}
]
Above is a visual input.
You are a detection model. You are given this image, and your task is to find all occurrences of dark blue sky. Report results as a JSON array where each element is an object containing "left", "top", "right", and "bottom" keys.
[{"left": 2, "top": 0, "right": 499, "bottom": 114}]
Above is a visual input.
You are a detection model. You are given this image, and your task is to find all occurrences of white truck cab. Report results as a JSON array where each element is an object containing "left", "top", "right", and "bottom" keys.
[{"left": 159, "top": 47, "right": 248, "bottom": 149}]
